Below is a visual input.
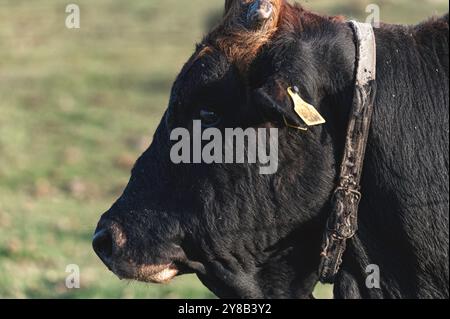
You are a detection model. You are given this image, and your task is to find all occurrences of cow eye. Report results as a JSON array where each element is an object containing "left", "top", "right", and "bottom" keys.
[{"left": 200, "top": 109, "right": 220, "bottom": 127}]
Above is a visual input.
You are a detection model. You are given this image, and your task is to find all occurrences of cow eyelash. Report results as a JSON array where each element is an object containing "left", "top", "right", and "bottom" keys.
[{"left": 199, "top": 109, "right": 221, "bottom": 128}]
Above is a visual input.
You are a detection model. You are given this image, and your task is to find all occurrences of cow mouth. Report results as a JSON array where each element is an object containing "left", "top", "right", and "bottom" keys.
[
  {"left": 112, "top": 262, "right": 179, "bottom": 284},
  {"left": 106, "top": 254, "right": 206, "bottom": 284}
]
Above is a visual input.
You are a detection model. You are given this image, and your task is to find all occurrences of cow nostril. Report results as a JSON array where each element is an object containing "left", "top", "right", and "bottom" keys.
[{"left": 92, "top": 229, "right": 113, "bottom": 259}]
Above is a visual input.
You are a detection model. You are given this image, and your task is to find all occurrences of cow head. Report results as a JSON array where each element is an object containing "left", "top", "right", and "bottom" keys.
[{"left": 93, "top": 1, "right": 356, "bottom": 298}]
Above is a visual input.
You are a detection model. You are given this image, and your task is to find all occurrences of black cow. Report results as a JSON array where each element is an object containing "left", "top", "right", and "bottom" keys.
[{"left": 93, "top": 1, "right": 449, "bottom": 299}]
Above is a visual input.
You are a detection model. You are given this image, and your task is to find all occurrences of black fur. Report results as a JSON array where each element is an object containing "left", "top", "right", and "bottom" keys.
[{"left": 95, "top": 7, "right": 449, "bottom": 299}]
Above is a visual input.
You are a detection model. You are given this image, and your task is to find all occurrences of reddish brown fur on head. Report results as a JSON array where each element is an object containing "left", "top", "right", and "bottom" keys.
[
  {"left": 198, "top": 1, "right": 346, "bottom": 75},
  {"left": 205, "top": 0, "right": 284, "bottom": 73}
]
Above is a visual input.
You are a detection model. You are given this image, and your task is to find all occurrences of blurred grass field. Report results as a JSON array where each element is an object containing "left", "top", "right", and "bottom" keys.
[{"left": 0, "top": 0, "right": 448, "bottom": 299}]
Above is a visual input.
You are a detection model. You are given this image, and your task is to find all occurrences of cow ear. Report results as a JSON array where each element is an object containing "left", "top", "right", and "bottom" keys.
[
  {"left": 246, "top": 0, "right": 277, "bottom": 28},
  {"left": 253, "top": 79, "right": 301, "bottom": 127},
  {"left": 253, "top": 80, "right": 326, "bottom": 129}
]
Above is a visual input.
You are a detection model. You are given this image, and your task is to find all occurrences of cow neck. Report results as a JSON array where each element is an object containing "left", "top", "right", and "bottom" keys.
[{"left": 318, "top": 21, "right": 377, "bottom": 284}]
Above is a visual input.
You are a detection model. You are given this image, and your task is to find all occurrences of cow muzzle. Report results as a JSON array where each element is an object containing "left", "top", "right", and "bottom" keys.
[{"left": 92, "top": 219, "right": 178, "bottom": 283}]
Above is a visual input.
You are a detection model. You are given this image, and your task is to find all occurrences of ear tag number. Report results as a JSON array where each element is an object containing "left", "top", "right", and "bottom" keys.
[{"left": 287, "top": 87, "right": 326, "bottom": 126}]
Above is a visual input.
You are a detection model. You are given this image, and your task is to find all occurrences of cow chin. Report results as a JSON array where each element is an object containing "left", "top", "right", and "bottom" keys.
[{"left": 112, "top": 262, "right": 178, "bottom": 284}]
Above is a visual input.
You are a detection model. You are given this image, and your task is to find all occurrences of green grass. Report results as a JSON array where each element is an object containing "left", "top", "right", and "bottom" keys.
[{"left": 0, "top": 0, "right": 447, "bottom": 299}]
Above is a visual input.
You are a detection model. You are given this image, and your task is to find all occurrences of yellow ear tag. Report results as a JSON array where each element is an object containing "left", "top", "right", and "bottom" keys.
[{"left": 287, "top": 87, "right": 326, "bottom": 126}]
